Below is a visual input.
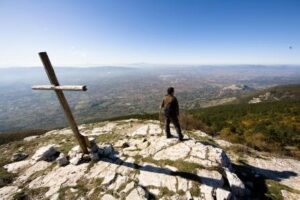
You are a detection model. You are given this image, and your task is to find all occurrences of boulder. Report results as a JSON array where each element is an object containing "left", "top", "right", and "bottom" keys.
[
  {"left": 98, "top": 144, "right": 114, "bottom": 157},
  {"left": 56, "top": 153, "right": 69, "bottom": 166},
  {"left": 68, "top": 145, "right": 82, "bottom": 158},
  {"left": 32, "top": 144, "right": 59, "bottom": 162},
  {"left": 68, "top": 145, "right": 91, "bottom": 165},
  {"left": 69, "top": 153, "right": 83, "bottom": 165},
  {"left": 23, "top": 135, "right": 39, "bottom": 142},
  {"left": 11, "top": 152, "right": 28, "bottom": 162},
  {"left": 224, "top": 168, "right": 245, "bottom": 197},
  {"left": 215, "top": 188, "right": 231, "bottom": 200}
]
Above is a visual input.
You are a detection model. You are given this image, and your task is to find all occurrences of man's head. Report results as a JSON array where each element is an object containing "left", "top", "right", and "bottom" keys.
[{"left": 167, "top": 87, "right": 174, "bottom": 96}]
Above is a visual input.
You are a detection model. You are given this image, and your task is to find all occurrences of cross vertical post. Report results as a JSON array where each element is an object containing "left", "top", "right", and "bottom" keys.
[{"left": 34, "top": 52, "right": 89, "bottom": 154}]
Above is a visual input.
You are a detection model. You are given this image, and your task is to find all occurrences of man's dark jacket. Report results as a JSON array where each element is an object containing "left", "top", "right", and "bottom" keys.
[{"left": 160, "top": 94, "right": 179, "bottom": 118}]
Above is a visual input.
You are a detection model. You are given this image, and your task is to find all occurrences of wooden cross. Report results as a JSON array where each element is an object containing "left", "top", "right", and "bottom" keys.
[{"left": 32, "top": 52, "right": 89, "bottom": 154}]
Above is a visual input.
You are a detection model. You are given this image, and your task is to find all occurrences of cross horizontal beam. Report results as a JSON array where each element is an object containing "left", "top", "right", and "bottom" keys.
[{"left": 32, "top": 85, "right": 87, "bottom": 91}]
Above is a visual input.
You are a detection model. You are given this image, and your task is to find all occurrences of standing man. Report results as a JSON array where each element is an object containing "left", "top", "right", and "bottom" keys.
[{"left": 160, "top": 87, "right": 184, "bottom": 141}]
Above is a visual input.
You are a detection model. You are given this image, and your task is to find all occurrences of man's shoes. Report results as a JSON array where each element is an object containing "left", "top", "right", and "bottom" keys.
[
  {"left": 178, "top": 136, "right": 184, "bottom": 141},
  {"left": 166, "top": 134, "right": 173, "bottom": 139}
]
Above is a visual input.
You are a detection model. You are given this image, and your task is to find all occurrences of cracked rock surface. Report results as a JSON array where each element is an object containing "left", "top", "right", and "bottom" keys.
[{"left": 1, "top": 119, "right": 299, "bottom": 200}]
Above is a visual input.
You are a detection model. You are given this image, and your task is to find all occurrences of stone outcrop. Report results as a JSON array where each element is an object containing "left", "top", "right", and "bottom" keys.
[
  {"left": 224, "top": 168, "right": 245, "bottom": 197},
  {"left": 56, "top": 153, "right": 69, "bottom": 166},
  {"left": 10, "top": 152, "right": 28, "bottom": 162},
  {"left": 31, "top": 144, "right": 59, "bottom": 162},
  {"left": 1, "top": 119, "right": 299, "bottom": 199}
]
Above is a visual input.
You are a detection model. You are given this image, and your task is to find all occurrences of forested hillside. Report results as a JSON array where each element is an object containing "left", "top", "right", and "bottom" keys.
[{"left": 190, "top": 85, "right": 300, "bottom": 158}]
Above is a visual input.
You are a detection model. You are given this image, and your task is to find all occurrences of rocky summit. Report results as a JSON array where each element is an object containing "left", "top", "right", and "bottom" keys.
[{"left": 0, "top": 119, "right": 299, "bottom": 200}]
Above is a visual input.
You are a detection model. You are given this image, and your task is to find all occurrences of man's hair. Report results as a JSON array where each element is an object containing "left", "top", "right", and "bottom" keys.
[{"left": 167, "top": 87, "right": 174, "bottom": 95}]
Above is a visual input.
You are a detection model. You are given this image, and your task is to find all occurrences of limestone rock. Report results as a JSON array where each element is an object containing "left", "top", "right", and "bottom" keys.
[
  {"left": 177, "top": 177, "right": 191, "bottom": 192},
  {"left": 149, "top": 188, "right": 160, "bottom": 196},
  {"left": 126, "top": 186, "right": 148, "bottom": 200},
  {"left": 23, "top": 135, "right": 39, "bottom": 142},
  {"left": 11, "top": 152, "right": 28, "bottom": 162},
  {"left": 56, "top": 153, "right": 69, "bottom": 166},
  {"left": 224, "top": 168, "right": 245, "bottom": 196},
  {"left": 153, "top": 142, "right": 191, "bottom": 161},
  {"left": 69, "top": 153, "right": 83, "bottom": 165},
  {"left": 207, "top": 147, "right": 231, "bottom": 168},
  {"left": 17, "top": 161, "right": 51, "bottom": 183},
  {"left": 0, "top": 120, "right": 254, "bottom": 199},
  {"left": 197, "top": 169, "right": 224, "bottom": 187},
  {"left": 0, "top": 186, "right": 19, "bottom": 200},
  {"left": 281, "top": 190, "right": 300, "bottom": 200},
  {"left": 89, "top": 122, "right": 117, "bottom": 136},
  {"left": 50, "top": 193, "right": 59, "bottom": 200},
  {"left": 4, "top": 160, "right": 31, "bottom": 173},
  {"left": 215, "top": 139, "right": 232, "bottom": 148},
  {"left": 199, "top": 185, "right": 214, "bottom": 200},
  {"left": 32, "top": 144, "right": 59, "bottom": 162},
  {"left": 215, "top": 188, "right": 231, "bottom": 200},
  {"left": 28, "top": 163, "right": 89, "bottom": 197},
  {"left": 68, "top": 145, "right": 82, "bottom": 158},
  {"left": 123, "top": 181, "right": 135, "bottom": 193},
  {"left": 138, "top": 163, "right": 177, "bottom": 192},
  {"left": 102, "top": 194, "right": 117, "bottom": 200}
]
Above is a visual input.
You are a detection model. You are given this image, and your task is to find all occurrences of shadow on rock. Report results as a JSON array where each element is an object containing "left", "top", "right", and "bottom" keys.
[
  {"left": 232, "top": 162, "right": 297, "bottom": 199},
  {"left": 99, "top": 150, "right": 224, "bottom": 188}
]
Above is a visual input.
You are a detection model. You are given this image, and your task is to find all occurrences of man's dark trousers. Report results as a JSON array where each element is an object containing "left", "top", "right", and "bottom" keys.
[{"left": 165, "top": 116, "right": 183, "bottom": 140}]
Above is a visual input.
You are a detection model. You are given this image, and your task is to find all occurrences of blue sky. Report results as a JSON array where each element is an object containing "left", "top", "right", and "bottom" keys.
[{"left": 0, "top": 0, "right": 299, "bottom": 67}]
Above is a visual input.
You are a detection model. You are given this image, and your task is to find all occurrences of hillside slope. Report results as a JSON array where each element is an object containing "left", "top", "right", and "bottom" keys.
[
  {"left": 190, "top": 84, "right": 300, "bottom": 158},
  {"left": 0, "top": 120, "right": 300, "bottom": 200}
]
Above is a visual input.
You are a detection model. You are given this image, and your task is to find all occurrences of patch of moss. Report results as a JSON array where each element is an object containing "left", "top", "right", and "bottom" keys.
[
  {"left": 95, "top": 132, "right": 122, "bottom": 144},
  {"left": 159, "top": 187, "right": 175, "bottom": 197},
  {"left": 190, "top": 181, "right": 200, "bottom": 197},
  {"left": 86, "top": 161, "right": 96, "bottom": 173},
  {"left": 266, "top": 179, "right": 300, "bottom": 200},
  {"left": 58, "top": 184, "right": 88, "bottom": 200},
  {"left": 0, "top": 167, "right": 16, "bottom": 188},
  {"left": 89, "top": 188, "right": 102, "bottom": 200},
  {"left": 177, "top": 189, "right": 185, "bottom": 196},
  {"left": 13, "top": 187, "right": 49, "bottom": 200},
  {"left": 13, "top": 190, "right": 26, "bottom": 200},
  {"left": 58, "top": 142, "right": 74, "bottom": 154},
  {"left": 93, "top": 178, "right": 104, "bottom": 186}
]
